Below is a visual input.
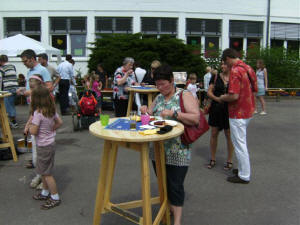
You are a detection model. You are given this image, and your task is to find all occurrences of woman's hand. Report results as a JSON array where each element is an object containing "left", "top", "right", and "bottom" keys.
[
  {"left": 24, "top": 125, "right": 29, "bottom": 136},
  {"left": 140, "top": 105, "right": 148, "bottom": 114},
  {"left": 126, "top": 69, "right": 133, "bottom": 76},
  {"left": 160, "top": 109, "right": 173, "bottom": 118}
]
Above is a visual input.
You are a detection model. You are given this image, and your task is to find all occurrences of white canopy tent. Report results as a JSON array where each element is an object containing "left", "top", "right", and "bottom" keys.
[{"left": 0, "top": 34, "right": 61, "bottom": 57}]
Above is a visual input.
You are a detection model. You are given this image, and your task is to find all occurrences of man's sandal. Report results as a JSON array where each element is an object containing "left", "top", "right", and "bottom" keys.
[
  {"left": 41, "top": 198, "right": 61, "bottom": 210},
  {"left": 224, "top": 162, "right": 233, "bottom": 170},
  {"left": 207, "top": 160, "right": 216, "bottom": 169}
]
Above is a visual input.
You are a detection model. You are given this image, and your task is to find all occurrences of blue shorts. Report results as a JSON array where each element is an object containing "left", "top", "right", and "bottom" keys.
[{"left": 256, "top": 88, "right": 265, "bottom": 96}]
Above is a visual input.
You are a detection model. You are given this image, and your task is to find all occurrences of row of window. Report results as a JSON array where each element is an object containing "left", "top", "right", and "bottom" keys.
[{"left": 3, "top": 17, "right": 300, "bottom": 57}]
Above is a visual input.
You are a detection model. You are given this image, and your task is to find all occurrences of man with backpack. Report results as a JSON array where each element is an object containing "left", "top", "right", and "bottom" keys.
[{"left": 220, "top": 48, "right": 257, "bottom": 184}]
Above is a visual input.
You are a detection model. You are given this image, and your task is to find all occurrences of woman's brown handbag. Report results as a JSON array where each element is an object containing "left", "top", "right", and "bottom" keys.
[{"left": 179, "top": 92, "right": 209, "bottom": 145}]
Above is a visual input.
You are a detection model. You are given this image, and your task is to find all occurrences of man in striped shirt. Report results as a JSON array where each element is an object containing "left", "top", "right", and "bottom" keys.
[{"left": 0, "top": 55, "right": 19, "bottom": 128}]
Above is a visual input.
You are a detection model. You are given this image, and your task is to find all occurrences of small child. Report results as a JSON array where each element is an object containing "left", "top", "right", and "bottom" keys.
[
  {"left": 92, "top": 74, "right": 102, "bottom": 114},
  {"left": 29, "top": 85, "right": 63, "bottom": 209},
  {"left": 187, "top": 73, "right": 199, "bottom": 99}
]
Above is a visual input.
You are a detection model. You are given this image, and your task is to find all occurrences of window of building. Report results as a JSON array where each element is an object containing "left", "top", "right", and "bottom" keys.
[
  {"left": 287, "top": 40, "right": 299, "bottom": 55},
  {"left": 4, "top": 17, "right": 41, "bottom": 41},
  {"left": 50, "top": 17, "right": 87, "bottom": 56},
  {"left": 141, "top": 17, "right": 177, "bottom": 38},
  {"left": 271, "top": 22, "right": 300, "bottom": 40},
  {"left": 230, "top": 38, "right": 243, "bottom": 56},
  {"left": 247, "top": 38, "right": 260, "bottom": 50},
  {"left": 229, "top": 20, "right": 263, "bottom": 37},
  {"left": 95, "top": 17, "right": 132, "bottom": 34},
  {"left": 205, "top": 36, "right": 219, "bottom": 57},
  {"left": 271, "top": 39, "right": 284, "bottom": 47}
]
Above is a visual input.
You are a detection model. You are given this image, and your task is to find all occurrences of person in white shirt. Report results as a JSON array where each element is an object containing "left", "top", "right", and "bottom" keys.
[
  {"left": 187, "top": 73, "right": 199, "bottom": 99},
  {"left": 133, "top": 62, "right": 147, "bottom": 115},
  {"left": 56, "top": 54, "right": 74, "bottom": 115},
  {"left": 203, "top": 66, "right": 212, "bottom": 106}
]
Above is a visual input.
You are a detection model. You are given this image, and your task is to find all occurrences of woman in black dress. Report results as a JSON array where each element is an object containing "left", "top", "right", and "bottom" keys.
[{"left": 207, "top": 61, "right": 234, "bottom": 170}]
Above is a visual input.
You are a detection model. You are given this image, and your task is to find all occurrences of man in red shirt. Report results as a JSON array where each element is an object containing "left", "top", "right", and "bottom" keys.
[{"left": 220, "top": 48, "right": 257, "bottom": 184}]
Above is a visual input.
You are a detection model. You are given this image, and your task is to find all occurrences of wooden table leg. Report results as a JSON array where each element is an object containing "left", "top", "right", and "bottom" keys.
[
  {"left": 126, "top": 91, "right": 134, "bottom": 117},
  {"left": 103, "top": 142, "right": 118, "bottom": 206},
  {"left": 93, "top": 140, "right": 112, "bottom": 225},
  {"left": 156, "top": 141, "right": 170, "bottom": 225},
  {"left": 140, "top": 143, "right": 152, "bottom": 225},
  {"left": 147, "top": 94, "right": 153, "bottom": 109},
  {"left": 0, "top": 99, "right": 18, "bottom": 162}
]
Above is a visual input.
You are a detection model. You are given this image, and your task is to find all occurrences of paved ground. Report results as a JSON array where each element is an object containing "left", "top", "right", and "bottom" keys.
[{"left": 0, "top": 98, "right": 300, "bottom": 225}]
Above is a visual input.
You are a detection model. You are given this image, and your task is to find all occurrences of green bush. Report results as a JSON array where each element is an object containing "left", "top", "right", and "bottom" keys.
[
  {"left": 246, "top": 46, "right": 300, "bottom": 88},
  {"left": 88, "top": 33, "right": 206, "bottom": 79}
]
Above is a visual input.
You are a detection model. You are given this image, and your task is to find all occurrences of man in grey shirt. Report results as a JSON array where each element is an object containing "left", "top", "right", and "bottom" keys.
[{"left": 37, "top": 53, "right": 61, "bottom": 93}]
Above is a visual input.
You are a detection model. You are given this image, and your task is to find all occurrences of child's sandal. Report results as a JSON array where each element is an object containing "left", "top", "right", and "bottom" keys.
[
  {"left": 41, "top": 198, "right": 61, "bottom": 210},
  {"left": 207, "top": 160, "right": 216, "bottom": 169},
  {"left": 224, "top": 162, "right": 233, "bottom": 170},
  {"left": 33, "top": 192, "right": 49, "bottom": 201}
]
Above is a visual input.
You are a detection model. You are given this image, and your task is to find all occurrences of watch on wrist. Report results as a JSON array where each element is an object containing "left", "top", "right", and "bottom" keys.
[{"left": 173, "top": 110, "right": 178, "bottom": 119}]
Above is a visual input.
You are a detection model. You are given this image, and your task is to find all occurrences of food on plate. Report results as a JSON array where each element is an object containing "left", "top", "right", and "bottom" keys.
[{"left": 154, "top": 120, "right": 165, "bottom": 126}]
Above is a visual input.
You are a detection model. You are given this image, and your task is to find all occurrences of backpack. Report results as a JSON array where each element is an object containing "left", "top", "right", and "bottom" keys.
[{"left": 79, "top": 91, "right": 97, "bottom": 115}]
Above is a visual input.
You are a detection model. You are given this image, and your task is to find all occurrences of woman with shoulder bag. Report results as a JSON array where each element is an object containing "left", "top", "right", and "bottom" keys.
[
  {"left": 140, "top": 64, "right": 199, "bottom": 225},
  {"left": 206, "top": 61, "right": 234, "bottom": 170}
]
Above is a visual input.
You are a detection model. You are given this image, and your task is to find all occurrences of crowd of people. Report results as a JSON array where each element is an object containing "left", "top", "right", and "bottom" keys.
[{"left": 0, "top": 47, "right": 268, "bottom": 224}]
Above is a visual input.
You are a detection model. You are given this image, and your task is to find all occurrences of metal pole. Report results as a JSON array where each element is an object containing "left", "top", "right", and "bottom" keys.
[{"left": 266, "top": 0, "right": 271, "bottom": 47}]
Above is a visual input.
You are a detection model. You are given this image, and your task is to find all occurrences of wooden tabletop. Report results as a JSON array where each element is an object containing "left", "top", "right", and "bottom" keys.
[
  {"left": 90, "top": 118, "right": 184, "bottom": 143},
  {"left": 127, "top": 86, "right": 159, "bottom": 93},
  {"left": 0, "top": 92, "right": 12, "bottom": 98}
]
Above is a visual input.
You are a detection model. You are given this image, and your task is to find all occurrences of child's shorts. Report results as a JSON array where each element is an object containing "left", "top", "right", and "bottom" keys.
[{"left": 35, "top": 143, "right": 56, "bottom": 176}]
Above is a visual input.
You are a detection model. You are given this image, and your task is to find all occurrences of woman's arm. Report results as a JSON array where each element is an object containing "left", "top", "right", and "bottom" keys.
[
  {"left": 207, "top": 84, "right": 222, "bottom": 103},
  {"left": 24, "top": 115, "right": 33, "bottom": 135},
  {"left": 140, "top": 97, "right": 157, "bottom": 115},
  {"left": 116, "top": 70, "right": 132, "bottom": 86},
  {"left": 264, "top": 68, "right": 268, "bottom": 90},
  {"left": 177, "top": 91, "right": 200, "bottom": 125}
]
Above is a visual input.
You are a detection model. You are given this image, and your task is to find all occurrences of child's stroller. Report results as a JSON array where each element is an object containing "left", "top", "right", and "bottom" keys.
[{"left": 72, "top": 90, "right": 99, "bottom": 131}]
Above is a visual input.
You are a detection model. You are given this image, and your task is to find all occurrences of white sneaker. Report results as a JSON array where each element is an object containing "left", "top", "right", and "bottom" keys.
[
  {"left": 254, "top": 110, "right": 258, "bottom": 114},
  {"left": 30, "top": 174, "right": 42, "bottom": 188},
  {"left": 260, "top": 111, "right": 267, "bottom": 115}
]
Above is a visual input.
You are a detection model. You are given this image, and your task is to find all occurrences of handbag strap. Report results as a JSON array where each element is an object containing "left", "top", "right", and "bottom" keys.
[{"left": 179, "top": 91, "right": 186, "bottom": 113}]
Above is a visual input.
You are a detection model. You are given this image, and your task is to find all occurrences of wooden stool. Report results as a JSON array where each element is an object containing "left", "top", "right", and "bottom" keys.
[
  {"left": 90, "top": 119, "right": 184, "bottom": 225},
  {"left": 0, "top": 93, "right": 18, "bottom": 162}
]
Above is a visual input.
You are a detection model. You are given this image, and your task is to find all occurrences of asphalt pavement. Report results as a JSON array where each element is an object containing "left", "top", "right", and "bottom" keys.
[{"left": 0, "top": 98, "right": 299, "bottom": 225}]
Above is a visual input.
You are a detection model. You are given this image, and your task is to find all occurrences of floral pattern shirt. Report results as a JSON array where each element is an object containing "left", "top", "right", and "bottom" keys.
[
  {"left": 228, "top": 60, "right": 256, "bottom": 119},
  {"left": 150, "top": 90, "right": 191, "bottom": 167},
  {"left": 113, "top": 66, "right": 136, "bottom": 100}
]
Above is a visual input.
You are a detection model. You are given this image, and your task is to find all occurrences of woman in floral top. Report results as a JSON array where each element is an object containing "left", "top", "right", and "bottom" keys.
[
  {"left": 113, "top": 57, "right": 137, "bottom": 117},
  {"left": 140, "top": 65, "right": 199, "bottom": 225}
]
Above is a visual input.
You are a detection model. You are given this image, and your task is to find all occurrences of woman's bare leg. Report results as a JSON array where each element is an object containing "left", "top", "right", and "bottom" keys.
[{"left": 170, "top": 204, "right": 183, "bottom": 225}]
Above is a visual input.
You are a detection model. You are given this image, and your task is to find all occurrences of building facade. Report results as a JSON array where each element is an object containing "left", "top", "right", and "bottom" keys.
[{"left": 1, "top": 0, "right": 299, "bottom": 75}]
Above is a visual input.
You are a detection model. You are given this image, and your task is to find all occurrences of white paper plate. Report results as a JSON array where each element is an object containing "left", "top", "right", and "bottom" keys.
[
  {"left": 131, "top": 85, "right": 142, "bottom": 88},
  {"left": 150, "top": 120, "right": 178, "bottom": 127}
]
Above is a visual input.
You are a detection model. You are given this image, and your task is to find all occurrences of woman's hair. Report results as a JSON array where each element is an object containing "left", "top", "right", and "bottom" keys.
[
  {"left": 153, "top": 64, "right": 173, "bottom": 82},
  {"left": 189, "top": 73, "right": 197, "bottom": 80},
  {"left": 257, "top": 59, "right": 265, "bottom": 68},
  {"left": 151, "top": 60, "right": 161, "bottom": 69},
  {"left": 29, "top": 74, "right": 44, "bottom": 89},
  {"left": 211, "top": 69, "right": 218, "bottom": 76},
  {"left": 123, "top": 57, "right": 134, "bottom": 66},
  {"left": 30, "top": 85, "right": 56, "bottom": 117}
]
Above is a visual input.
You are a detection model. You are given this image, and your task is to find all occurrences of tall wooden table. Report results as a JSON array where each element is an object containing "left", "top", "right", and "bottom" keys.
[
  {"left": 0, "top": 92, "right": 18, "bottom": 161},
  {"left": 126, "top": 87, "right": 159, "bottom": 117},
  {"left": 89, "top": 118, "right": 184, "bottom": 225}
]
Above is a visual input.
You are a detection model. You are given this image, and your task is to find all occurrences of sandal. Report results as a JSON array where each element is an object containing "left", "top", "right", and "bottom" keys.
[
  {"left": 25, "top": 162, "right": 34, "bottom": 169},
  {"left": 33, "top": 192, "right": 49, "bottom": 201},
  {"left": 207, "top": 160, "right": 216, "bottom": 169},
  {"left": 224, "top": 162, "right": 233, "bottom": 171},
  {"left": 41, "top": 198, "right": 61, "bottom": 210}
]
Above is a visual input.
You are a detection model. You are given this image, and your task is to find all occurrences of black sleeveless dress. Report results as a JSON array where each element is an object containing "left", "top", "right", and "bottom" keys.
[{"left": 208, "top": 74, "right": 229, "bottom": 130}]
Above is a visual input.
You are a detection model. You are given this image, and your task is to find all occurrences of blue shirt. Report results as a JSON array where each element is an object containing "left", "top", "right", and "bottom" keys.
[
  {"left": 56, "top": 61, "right": 74, "bottom": 80},
  {"left": 26, "top": 64, "right": 51, "bottom": 90}
]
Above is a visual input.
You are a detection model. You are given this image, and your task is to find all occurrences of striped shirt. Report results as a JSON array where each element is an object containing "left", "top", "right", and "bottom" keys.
[{"left": 1, "top": 63, "right": 18, "bottom": 93}]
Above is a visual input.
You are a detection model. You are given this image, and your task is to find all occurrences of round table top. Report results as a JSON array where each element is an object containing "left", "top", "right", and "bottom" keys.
[
  {"left": 128, "top": 86, "right": 159, "bottom": 93},
  {"left": 89, "top": 117, "right": 184, "bottom": 143},
  {"left": 0, "top": 92, "right": 12, "bottom": 98}
]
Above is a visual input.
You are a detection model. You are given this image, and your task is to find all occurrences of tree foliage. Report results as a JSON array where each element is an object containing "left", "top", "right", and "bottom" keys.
[{"left": 88, "top": 33, "right": 206, "bottom": 79}]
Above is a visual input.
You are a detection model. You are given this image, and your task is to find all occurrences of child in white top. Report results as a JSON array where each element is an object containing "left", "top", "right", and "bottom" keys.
[{"left": 187, "top": 73, "right": 199, "bottom": 99}]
